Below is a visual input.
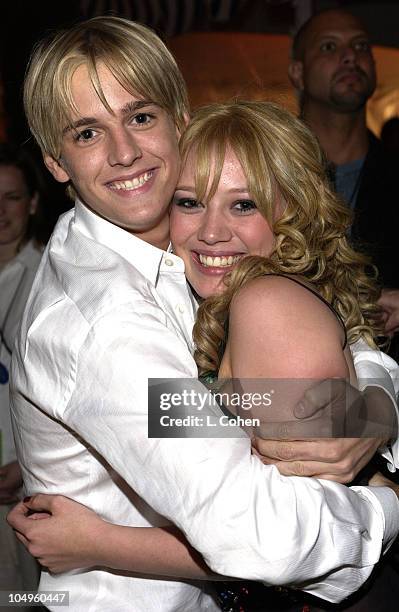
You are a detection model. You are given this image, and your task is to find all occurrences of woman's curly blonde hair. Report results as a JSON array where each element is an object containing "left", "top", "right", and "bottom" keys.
[{"left": 180, "top": 101, "right": 384, "bottom": 375}]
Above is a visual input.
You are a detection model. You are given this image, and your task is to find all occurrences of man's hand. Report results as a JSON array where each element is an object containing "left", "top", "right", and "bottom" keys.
[
  {"left": 252, "top": 437, "right": 382, "bottom": 483},
  {"left": 0, "top": 461, "right": 23, "bottom": 504},
  {"left": 378, "top": 288, "right": 399, "bottom": 335},
  {"left": 252, "top": 379, "right": 397, "bottom": 484}
]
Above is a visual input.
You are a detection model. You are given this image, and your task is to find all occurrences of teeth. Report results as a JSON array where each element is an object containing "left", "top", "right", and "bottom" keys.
[
  {"left": 198, "top": 254, "right": 242, "bottom": 267},
  {"left": 110, "top": 171, "right": 153, "bottom": 191}
]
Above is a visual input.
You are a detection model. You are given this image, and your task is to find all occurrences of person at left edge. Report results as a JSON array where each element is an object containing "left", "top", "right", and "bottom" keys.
[{"left": 0, "top": 143, "right": 45, "bottom": 598}]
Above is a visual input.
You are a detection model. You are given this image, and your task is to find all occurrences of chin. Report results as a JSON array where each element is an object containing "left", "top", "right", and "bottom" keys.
[{"left": 202, "top": 284, "right": 226, "bottom": 300}]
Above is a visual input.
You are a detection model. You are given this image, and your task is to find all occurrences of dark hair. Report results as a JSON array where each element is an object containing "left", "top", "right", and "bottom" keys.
[{"left": 0, "top": 142, "right": 49, "bottom": 245}]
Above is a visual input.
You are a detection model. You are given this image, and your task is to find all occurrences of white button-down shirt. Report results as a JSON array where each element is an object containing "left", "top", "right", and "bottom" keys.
[{"left": 10, "top": 201, "right": 399, "bottom": 610}]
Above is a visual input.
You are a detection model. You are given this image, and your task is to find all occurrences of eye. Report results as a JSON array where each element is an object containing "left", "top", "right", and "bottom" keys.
[
  {"left": 320, "top": 41, "right": 336, "bottom": 53},
  {"left": 174, "top": 197, "right": 202, "bottom": 211},
  {"left": 131, "top": 113, "right": 154, "bottom": 127},
  {"left": 232, "top": 199, "right": 257, "bottom": 214},
  {"left": 4, "top": 194, "right": 24, "bottom": 202},
  {"left": 354, "top": 40, "right": 371, "bottom": 52},
  {"left": 74, "top": 128, "right": 97, "bottom": 142}
]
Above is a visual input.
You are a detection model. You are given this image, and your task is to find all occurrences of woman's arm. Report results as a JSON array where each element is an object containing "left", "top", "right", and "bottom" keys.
[
  {"left": 228, "top": 276, "right": 396, "bottom": 481},
  {"left": 8, "top": 494, "right": 224, "bottom": 578}
]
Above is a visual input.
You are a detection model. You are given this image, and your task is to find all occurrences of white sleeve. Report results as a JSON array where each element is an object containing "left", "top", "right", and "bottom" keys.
[
  {"left": 63, "top": 306, "right": 399, "bottom": 604},
  {"left": 351, "top": 338, "right": 399, "bottom": 471}
]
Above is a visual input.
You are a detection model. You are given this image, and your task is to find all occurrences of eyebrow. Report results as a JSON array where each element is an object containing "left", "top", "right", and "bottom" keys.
[
  {"left": 175, "top": 185, "right": 196, "bottom": 192},
  {"left": 62, "top": 99, "right": 157, "bottom": 134},
  {"left": 3, "top": 190, "right": 26, "bottom": 195},
  {"left": 316, "top": 31, "right": 369, "bottom": 41},
  {"left": 227, "top": 187, "right": 250, "bottom": 194}
]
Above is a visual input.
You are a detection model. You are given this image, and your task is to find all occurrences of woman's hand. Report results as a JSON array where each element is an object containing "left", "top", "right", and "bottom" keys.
[
  {"left": 8, "top": 494, "right": 218, "bottom": 580},
  {"left": 7, "top": 494, "right": 107, "bottom": 573}
]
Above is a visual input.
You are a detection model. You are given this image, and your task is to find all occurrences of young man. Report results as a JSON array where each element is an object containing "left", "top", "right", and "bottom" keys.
[{"left": 9, "top": 16, "right": 399, "bottom": 611}]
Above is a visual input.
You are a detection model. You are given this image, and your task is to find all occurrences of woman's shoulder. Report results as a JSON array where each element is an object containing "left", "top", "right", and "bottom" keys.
[
  {"left": 227, "top": 274, "right": 348, "bottom": 378},
  {"left": 230, "top": 274, "right": 336, "bottom": 325}
]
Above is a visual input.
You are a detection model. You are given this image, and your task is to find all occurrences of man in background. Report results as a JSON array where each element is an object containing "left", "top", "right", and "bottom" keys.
[{"left": 288, "top": 9, "right": 399, "bottom": 353}]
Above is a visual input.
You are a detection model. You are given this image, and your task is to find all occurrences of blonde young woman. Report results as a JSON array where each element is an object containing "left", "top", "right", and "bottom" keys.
[{"left": 9, "top": 102, "right": 399, "bottom": 609}]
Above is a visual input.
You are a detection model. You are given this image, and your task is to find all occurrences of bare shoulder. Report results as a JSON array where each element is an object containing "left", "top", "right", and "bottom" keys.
[
  {"left": 228, "top": 276, "right": 348, "bottom": 379},
  {"left": 230, "top": 275, "right": 335, "bottom": 328}
]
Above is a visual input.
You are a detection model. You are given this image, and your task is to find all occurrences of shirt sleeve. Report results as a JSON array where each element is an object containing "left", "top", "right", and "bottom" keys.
[
  {"left": 351, "top": 339, "right": 399, "bottom": 471},
  {"left": 62, "top": 303, "right": 399, "bottom": 604}
]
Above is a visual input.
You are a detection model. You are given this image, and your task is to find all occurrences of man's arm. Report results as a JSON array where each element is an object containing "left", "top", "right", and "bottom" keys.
[
  {"left": 253, "top": 340, "right": 399, "bottom": 480},
  {"left": 13, "top": 299, "right": 399, "bottom": 603},
  {"left": 352, "top": 339, "right": 399, "bottom": 473},
  {"left": 48, "top": 302, "right": 399, "bottom": 603}
]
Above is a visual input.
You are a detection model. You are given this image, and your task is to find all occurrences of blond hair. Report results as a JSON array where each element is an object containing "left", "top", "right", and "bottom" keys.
[
  {"left": 24, "top": 16, "right": 189, "bottom": 160},
  {"left": 183, "top": 101, "right": 384, "bottom": 375}
]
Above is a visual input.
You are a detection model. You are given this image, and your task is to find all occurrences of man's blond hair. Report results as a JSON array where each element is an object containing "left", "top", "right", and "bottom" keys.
[{"left": 24, "top": 16, "right": 189, "bottom": 159}]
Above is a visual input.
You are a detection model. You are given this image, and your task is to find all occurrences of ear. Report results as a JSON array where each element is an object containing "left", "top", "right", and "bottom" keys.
[
  {"left": 176, "top": 112, "right": 191, "bottom": 140},
  {"left": 29, "top": 192, "right": 39, "bottom": 215},
  {"left": 43, "top": 154, "right": 70, "bottom": 184},
  {"left": 288, "top": 60, "right": 304, "bottom": 91}
]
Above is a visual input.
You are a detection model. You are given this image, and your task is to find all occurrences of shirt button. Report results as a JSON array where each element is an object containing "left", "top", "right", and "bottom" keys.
[
  {"left": 164, "top": 258, "right": 174, "bottom": 267},
  {"left": 176, "top": 304, "right": 185, "bottom": 314}
]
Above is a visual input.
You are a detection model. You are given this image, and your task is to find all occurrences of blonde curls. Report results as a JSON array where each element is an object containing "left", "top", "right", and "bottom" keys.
[{"left": 186, "top": 101, "right": 384, "bottom": 375}]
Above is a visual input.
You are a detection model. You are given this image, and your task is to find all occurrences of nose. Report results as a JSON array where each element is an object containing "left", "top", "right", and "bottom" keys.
[
  {"left": 197, "top": 208, "right": 233, "bottom": 244},
  {"left": 341, "top": 45, "right": 356, "bottom": 66},
  {"left": 108, "top": 127, "right": 142, "bottom": 167}
]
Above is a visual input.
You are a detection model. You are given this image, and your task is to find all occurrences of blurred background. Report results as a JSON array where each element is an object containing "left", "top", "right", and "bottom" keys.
[{"left": 0, "top": 0, "right": 398, "bottom": 213}]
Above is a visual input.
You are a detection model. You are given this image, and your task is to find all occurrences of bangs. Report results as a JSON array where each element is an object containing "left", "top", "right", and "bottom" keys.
[
  {"left": 192, "top": 139, "right": 228, "bottom": 205},
  {"left": 180, "top": 106, "right": 275, "bottom": 224},
  {"left": 24, "top": 16, "right": 189, "bottom": 159}
]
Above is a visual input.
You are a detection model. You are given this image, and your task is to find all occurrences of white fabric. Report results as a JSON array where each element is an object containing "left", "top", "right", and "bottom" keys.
[
  {"left": 351, "top": 338, "right": 399, "bottom": 471},
  {"left": 10, "top": 202, "right": 399, "bottom": 610}
]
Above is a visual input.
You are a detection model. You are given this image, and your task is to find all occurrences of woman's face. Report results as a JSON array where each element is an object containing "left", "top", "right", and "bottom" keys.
[
  {"left": 170, "top": 147, "right": 276, "bottom": 299},
  {"left": 0, "top": 165, "right": 38, "bottom": 250}
]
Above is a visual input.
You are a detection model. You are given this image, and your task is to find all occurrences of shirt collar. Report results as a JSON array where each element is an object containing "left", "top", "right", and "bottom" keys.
[{"left": 73, "top": 200, "right": 184, "bottom": 286}]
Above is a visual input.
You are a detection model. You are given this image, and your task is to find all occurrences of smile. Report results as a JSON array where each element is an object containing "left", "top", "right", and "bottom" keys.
[
  {"left": 198, "top": 254, "right": 243, "bottom": 268},
  {"left": 108, "top": 171, "right": 153, "bottom": 191}
]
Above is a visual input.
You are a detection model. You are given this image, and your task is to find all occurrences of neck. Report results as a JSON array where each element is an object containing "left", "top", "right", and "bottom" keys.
[
  {"left": 302, "top": 102, "right": 369, "bottom": 165},
  {"left": 0, "top": 239, "right": 21, "bottom": 270},
  {"left": 133, "top": 214, "right": 170, "bottom": 251}
]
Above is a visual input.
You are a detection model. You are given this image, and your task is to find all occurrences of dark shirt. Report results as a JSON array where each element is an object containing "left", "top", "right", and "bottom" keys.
[{"left": 350, "top": 132, "right": 399, "bottom": 290}]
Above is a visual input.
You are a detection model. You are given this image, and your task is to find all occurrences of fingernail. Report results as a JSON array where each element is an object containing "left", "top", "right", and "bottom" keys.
[{"left": 23, "top": 496, "right": 31, "bottom": 503}]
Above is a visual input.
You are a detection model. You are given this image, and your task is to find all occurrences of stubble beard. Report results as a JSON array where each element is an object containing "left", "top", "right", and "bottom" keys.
[{"left": 329, "top": 72, "right": 376, "bottom": 114}]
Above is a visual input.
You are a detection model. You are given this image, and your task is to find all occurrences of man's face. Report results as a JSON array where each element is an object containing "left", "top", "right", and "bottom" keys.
[
  {"left": 293, "top": 11, "right": 376, "bottom": 113},
  {"left": 45, "top": 63, "right": 181, "bottom": 247}
]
